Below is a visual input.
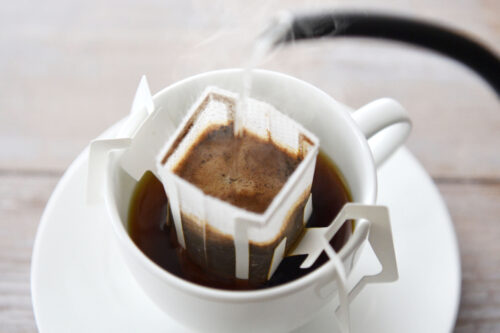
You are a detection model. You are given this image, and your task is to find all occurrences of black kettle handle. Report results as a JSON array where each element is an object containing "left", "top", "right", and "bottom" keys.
[{"left": 283, "top": 11, "right": 500, "bottom": 97}]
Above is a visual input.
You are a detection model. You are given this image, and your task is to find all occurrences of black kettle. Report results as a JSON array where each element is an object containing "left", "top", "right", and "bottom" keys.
[{"left": 263, "top": 11, "right": 500, "bottom": 97}]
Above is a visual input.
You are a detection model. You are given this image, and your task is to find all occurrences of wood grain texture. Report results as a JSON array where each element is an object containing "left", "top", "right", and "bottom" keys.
[
  {"left": 0, "top": 0, "right": 499, "bottom": 332},
  {"left": 440, "top": 183, "right": 500, "bottom": 333},
  {"left": 0, "top": 175, "right": 58, "bottom": 333}
]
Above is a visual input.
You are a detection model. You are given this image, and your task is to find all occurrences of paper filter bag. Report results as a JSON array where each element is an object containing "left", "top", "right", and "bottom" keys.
[{"left": 156, "top": 86, "right": 319, "bottom": 284}]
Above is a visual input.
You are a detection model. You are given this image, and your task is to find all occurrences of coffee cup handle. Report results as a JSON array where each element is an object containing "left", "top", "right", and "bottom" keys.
[{"left": 351, "top": 98, "right": 412, "bottom": 166}]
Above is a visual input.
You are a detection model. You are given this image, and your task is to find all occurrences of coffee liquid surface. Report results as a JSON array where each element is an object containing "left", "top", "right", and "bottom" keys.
[
  {"left": 173, "top": 124, "right": 301, "bottom": 213},
  {"left": 128, "top": 151, "right": 352, "bottom": 290}
]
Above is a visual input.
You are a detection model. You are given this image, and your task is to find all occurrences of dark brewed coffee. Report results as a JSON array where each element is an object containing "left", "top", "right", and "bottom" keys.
[{"left": 128, "top": 151, "right": 352, "bottom": 290}]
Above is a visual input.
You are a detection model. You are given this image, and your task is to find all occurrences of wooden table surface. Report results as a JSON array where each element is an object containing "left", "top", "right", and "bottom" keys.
[{"left": 1, "top": 0, "right": 499, "bottom": 332}]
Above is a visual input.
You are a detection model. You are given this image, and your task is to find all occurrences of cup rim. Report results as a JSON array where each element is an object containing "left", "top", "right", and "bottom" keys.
[{"left": 104, "top": 68, "right": 378, "bottom": 302}]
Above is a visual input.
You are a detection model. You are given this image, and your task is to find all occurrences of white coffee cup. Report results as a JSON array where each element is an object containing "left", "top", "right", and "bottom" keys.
[{"left": 97, "top": 69, "right": 411, "bottom": 332}]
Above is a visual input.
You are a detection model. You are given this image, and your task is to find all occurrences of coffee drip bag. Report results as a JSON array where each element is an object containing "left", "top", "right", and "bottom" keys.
[{"left": 156, "top": 87, "right": 319, "bottom": 285}]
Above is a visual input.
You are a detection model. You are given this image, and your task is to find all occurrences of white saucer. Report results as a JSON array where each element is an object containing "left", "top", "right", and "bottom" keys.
[{"left": 31, "top": 126, "right": 461, "bottom": 333}]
